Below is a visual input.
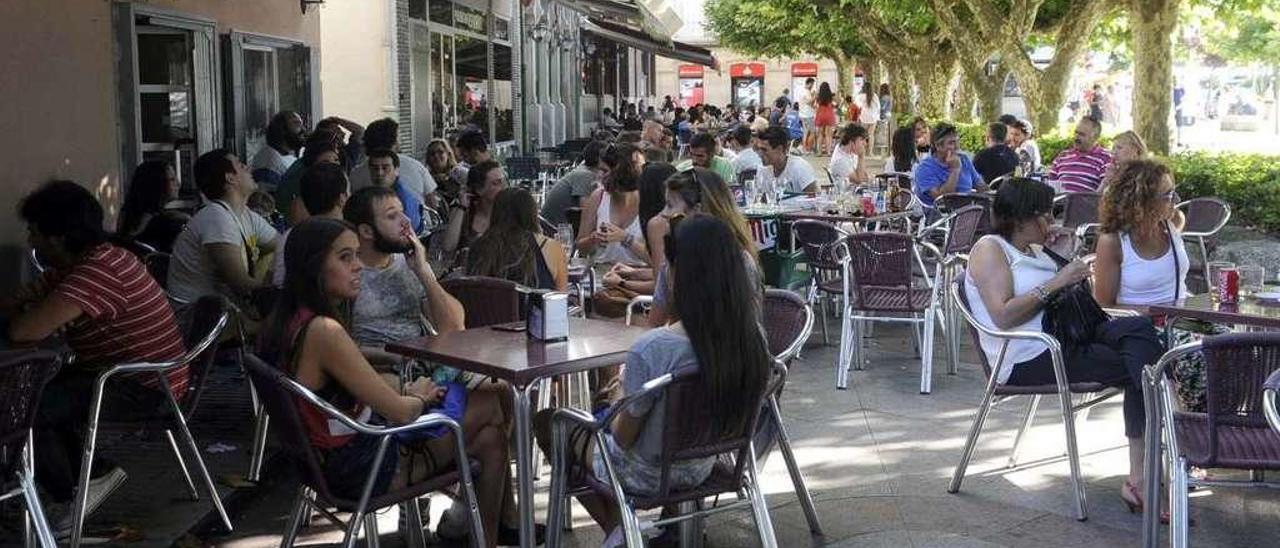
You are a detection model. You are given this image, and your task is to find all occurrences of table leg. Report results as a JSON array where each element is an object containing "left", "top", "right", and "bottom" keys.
[{"left": 510, "top": 382, "right": 537, "bottom": 548}]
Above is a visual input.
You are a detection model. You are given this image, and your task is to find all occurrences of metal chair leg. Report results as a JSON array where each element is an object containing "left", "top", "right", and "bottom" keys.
[
  {"left": 1057, "top": 388, "right": 1088, "bottom": 521},
  {"left": 403, "top": 498, "right": 426, "bottom": 548},
  {"left": 279, "top": 488, "right": 308, "bottom": 548},
  {"left": 248, "top": 410, "right": 270, "bottom": 481},
  {"left": 1171, "top": 457, "right": 1190, "bottom": 548},
  {"left": 770, "top": 397, "right": 822, "bottom": 535},
  {"left": 619, "top": 503, "right": 645, "bottom": 548},
  {"left": 921, "top": 307, "right": 937, "bottom": 395},
  {"left": 852, "top": 312, "right": 866, "bottom": 371},
  {"left": 836, "top": 305, "right": 852, "bottom": 389},
  {"left": 69, "top": 387, "right": 107, "bottom": 548},
  {"left": 164, "top": 429, "right": 200, "bottom": 499},
  {"left": 677, "top": 500, "right": 704, "bottom": 548},
  {"left": 20, "top": 466, "right": 56, "bottom": 548},
  {"left": 363, "top": 513, "right": 381, "bottom": 548},
  {"left": 948, "top": 384, "right": 997, "bottom": 494},
  {"left": 1008, "top": 395, "right": 1041, "bottom": 468},
  {"left": 546, "top": 422, "right": 570, "bottom": 548},
  {"left": 746, "top": 445, "right": 779, "bottom": 548},
  {"left": 167, "top": 393, "right": 233, "bottom": 531}
]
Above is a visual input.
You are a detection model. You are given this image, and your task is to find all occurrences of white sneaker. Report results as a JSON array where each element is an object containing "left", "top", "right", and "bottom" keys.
[{"left": 55, "top": 467, "right": 127, "bottom": 538}]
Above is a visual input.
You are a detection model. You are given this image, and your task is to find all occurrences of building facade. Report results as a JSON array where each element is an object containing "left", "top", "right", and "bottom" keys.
[{"left": 0, "top": 0, "right": 321, "bottom": 289}]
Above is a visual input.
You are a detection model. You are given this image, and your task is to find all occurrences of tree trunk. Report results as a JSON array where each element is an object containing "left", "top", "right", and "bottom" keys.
[
  {"left": 953, "top": 71, "right": 977, "bottom": 123},
  {"left": 884, "top": 59, "right": 914, "bottom": 122},
  {"left": 832, "top": 52, "right": 855, "bottom": 99},
  {"left": 913, "top": 48, "right": 957, "bottom": 120},
  {"left": 1128, "top": 0, "right": 1181, "bottom": 155},
  {"left": 973, "top": 64, "right": 1009, "bottom": 122},
  {"left": 857, "top": 56, "right": 878, "bottom": 96}
]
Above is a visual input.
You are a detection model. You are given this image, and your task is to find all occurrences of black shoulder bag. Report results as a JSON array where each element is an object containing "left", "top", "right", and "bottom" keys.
[{"left": 1041, "top": 246, "right": 1110, "bottom": 347}]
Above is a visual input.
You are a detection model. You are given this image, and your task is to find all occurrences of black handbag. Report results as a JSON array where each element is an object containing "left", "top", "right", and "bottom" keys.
[{"left": 1041, "top": 247, "right": 1110, "bottom": 347}]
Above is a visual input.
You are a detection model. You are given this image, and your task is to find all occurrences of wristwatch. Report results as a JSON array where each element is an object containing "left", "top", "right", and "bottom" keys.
[{"left": 1033, "top": 284, "right": 1052, "bottom": 304}]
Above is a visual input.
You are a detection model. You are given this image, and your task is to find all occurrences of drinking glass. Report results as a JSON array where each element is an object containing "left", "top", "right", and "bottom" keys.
[
  {"left": 744, "top": 178, "right": 759, "bottom": 208},
  {"left": 1206, "top": 260, "right": 1236, "bottom": 297},
  {"left": 772, "top": 181, "right": 787, "bottom": 210},
  {"left": 1237, "top": 265, "right": 1265, "bottom": 295},
  {"left": 555, "top": 223, "right": 574, "bottom": 257}
]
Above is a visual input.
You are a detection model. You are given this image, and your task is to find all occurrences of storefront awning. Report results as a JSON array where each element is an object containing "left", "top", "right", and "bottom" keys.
[
  {"left": 556, "top": 0, "right": 681, "bottom": 40},
  {"left": 581, "top": 18, "right": 719, "bottom": 70}
]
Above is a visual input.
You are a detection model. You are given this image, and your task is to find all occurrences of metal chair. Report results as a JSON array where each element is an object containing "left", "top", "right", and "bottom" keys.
[
  {"left": 934, "top": 193, "right": 994, "bottom": 235},
  {"left": 947, "top": 278, "right": 1121, "bottom": 521},
  {"left": 624, "top": 295, "right": 654, "bottom": 327},
  {"left": 544, "top": 365, "right": 785, "bottom": 548},
  {"left": 144, "top": 252, "right": 171, "bottom": 290},
  {"left": 838, "top": 232, "right": 941, "bottom": 394},
  {"left": 875, "top": 172, "right": 912, "bottom": 192},
  {"left": 791, "top": 220, "right": 851, "bottom": 349},
  {"left": 1057, "top": 192, "right": 1101, "bottom": 230},
  {"left": 1266, "top": 368, "right": 1280, "bottom": 435},
  {"left": 67, "top": 305, "right": 233, "bottom": 547},
  {"left": 1140, "top": 333, "right": 1280, "bottom": 548},
  {"left": 242, "top": 354, "right": 486, "bottom": 548},
  {"left": 1177, "top": 197, "right": 1231, "bottom": 288},
  {"left": 916, "top": 205, "right": 986, "bottom": 377},
  {"left": 0, "top": 350, "right": 62, "bottom": 548},
  {"left": 505, "top": 156, "right": 542, "bottom": 184},
  {"left": 758, "top": 290, "right": 822, "bottom": 535}
]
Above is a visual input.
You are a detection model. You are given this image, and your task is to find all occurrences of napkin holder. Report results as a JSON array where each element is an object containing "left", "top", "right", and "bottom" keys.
[{"left": 527, "top": 291, "right": 569, "bottom": 342}]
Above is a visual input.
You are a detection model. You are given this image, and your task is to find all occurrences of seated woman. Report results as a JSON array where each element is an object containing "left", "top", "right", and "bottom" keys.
[
  {"left": 466, "top": 188, "right": 569, "bottom": 291},
  {"left": 1101, "top": 130, "right": 1148, "bottom": 185},
  {"left": 966, "top": 178, "right": 1165, "bottom": 515},
  {"left": 533, "top": 215, "right": 772, "bottom": 545},
  {"left": 426, "top": 138, "right": 466, "bottom": 207},
  {"left": 645, "top": 168, "right": 760, "bottom": 327},
  {"left": 259, "top": 218, "right": 510, "bottom": 546},
  {"left": 577, "top": 143, "right": 648, "bottom": 266},
  {"left": 118, "top": 160, "right": 191, "bottom": 252},
  {"left": 441, "top": 160, "right": 507, "bottom": 262},
  {"left": 1093, "top": 159, "right": 1188, "bottom": 308},
  {"left": 597, "top": 162, "right": 676, "bottom": 297}
]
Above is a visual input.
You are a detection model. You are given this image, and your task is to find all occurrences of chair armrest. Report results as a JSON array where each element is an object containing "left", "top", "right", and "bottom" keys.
[
  {"left": 1073, "top": 223, "right": 1099, "bottom": 240},
  {"left": 98, "top": 360, "right": 184, "bottom": 383},
  {"left": 282, "top": 376, "right": 462, "bottom": 437},
  {"left": 559, "top": 373, "right": 676, "bottom": 432},
  {"left": 1266, "top": 369, "right": 1280, "bottom": 394},
  {"left": 625, "top": 296, "right": 655, "bottom": 326},
  {"left": 1103, "top": 307, "right": 1141, "bottom": 318},
  {"left": 1264, "top": 369, "right": 1280, "bottom": 434}
]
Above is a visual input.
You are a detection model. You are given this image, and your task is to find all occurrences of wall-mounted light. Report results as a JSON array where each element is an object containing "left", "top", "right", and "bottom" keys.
[{"left": 301, "top": 0, "right": 325, "bottom": 14}]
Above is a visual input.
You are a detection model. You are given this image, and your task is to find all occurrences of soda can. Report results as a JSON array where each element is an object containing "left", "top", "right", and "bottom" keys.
[
  {"left": 861, "top": 195, "right": 876, "bottom": 217},
  {"left": 1218, "top": 268, "right": 1240, "bottom": 304}
]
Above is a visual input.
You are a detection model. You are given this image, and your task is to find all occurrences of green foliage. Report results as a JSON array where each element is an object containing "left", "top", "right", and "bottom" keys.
[
  {"left": 703, "top": 0, "right": 868, "bottom": 60},
  {"left": 1171, "top": 151, "right": 1280, "bottom": 233}
]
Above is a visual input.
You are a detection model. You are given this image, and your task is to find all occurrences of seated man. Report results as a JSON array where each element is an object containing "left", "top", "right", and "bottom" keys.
[
  {"left": 973, "top": 122, "right": 1021, "bottom": 184},
  {"left": 829, "top": 123, "right": 871, "bottom": 186},
  {"left": 367, "top": 148, "right": 425, "bottom": 234},
  {"left": 342, "top": 186, "right": 464, "bottom": 366},
  {"left": 676, "top": 132, "right": 736, "bottom": 183},
  {"left": 168, "top": 149, "right": 280, "bottom": 325},
  {"left": 755, "top": 126, "right": 818, "bottom": 194},
  {"left": 913, "top": 122, "right": 986, "bottom": 208},
  {"left": 1049, "top": 116, "right": 1113, "bottom": 193},
  {"left": 453, "top": 130, "right": 493, "bottom": 189},
  {"left": 727, "top": 125, "right": 763, "bottom": 179},
  {"left": 10, "top": 181, "right": 188, "bottom": 531},
  {"left": 541, "top": 140, "right": 604, "bottom": 226},
  {"left": 348, "top": 118, "right": 436, "bottom": 203},
  {"left": 271, "top": 162, "right": 350, "bottom": 286},
  {"left": 248, "top": 111, "right": 302, "bottom": 191}
]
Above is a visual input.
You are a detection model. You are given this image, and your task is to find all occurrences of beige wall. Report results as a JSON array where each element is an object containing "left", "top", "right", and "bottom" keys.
[
  {"left": 319, "top": 0, "right": 397, "bottom": 125},
  {"left": 656, "top": 50, "right": 843, "bottom": 109},
  {"left": 0, "top": 0, "right": 318, "bottom": 288}
]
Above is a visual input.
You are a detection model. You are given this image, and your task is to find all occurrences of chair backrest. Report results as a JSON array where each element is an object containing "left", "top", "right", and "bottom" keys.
[
  {"left": 875, "top": 172, "right": 911, "bottom": 191},
  {"left": 1060, "top": 192, "right": 1101, "bottom": 230},
  {"left": 108, "top": 233, "right": 159, "bottom": 259},
  {"left": 944, "top": 205, "right": 987, "bottom": 256},
  {"left": 791, "top": 220, "right": 849, "bottom": 273},
  {"left": 761, "top": 289, "right": 813, "bottom": 363},
  {"left": 181, "top": 296, "right": 231, "bottom": 416},
  {"left": 951, "top": 272, "right": 995, "bottom": 380},
  {"left": 650, "top": 365, "right": 783, "bottom": 499},
  {"left": 845, "top": 231, "right": 915, "bottom": 295},
  {"left": 0, "top": 350, "right": 60, "bottom": 479},
  {"left": 935, "top": 193, "right": 993, "bottom": 234},
  {"left": 538, "top": 215, "right": 559, "bottom": 238},
  {"left": 441, "top": 275, "right": 526, "bottom": 328},
  {"left": 1180, "top": 197, "right": 1231, "bottom": 236},
  {"left": 241, "top": 353, "right": 341, "bottom": 504},
  {"left": 146, "top": 252, "right": 171, "bottom": 289},
  {"left": 1198, "top": 332, "right": 1280, "bottom": 465},
  {"left": 505, "top": 156, "right": 541, "bottom": 181}
]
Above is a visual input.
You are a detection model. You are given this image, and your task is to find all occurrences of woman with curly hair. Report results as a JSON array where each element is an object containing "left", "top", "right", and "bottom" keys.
[{"left": 1093, "top": 159, "right": 1188, "bottom": 307}]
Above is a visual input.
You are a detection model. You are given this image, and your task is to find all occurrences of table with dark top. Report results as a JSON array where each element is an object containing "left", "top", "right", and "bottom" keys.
[{"left": 387, "top": 318, "right": 649, "bottom": 548}]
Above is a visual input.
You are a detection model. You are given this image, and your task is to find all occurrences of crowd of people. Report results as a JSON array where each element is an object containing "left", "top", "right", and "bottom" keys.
[{"left": 4, "top": 82, "right": 1214, "bottom": 544}]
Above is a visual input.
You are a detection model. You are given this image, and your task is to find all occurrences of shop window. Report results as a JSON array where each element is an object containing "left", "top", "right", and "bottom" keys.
[{"left": 226, "top": 32, "right": 313, "bottom": 163}]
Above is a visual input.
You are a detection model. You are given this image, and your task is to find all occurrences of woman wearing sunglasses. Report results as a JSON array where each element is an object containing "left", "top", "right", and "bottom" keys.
[{"left": 1092, "top": 159, "right": 1188, "bottom": 308}]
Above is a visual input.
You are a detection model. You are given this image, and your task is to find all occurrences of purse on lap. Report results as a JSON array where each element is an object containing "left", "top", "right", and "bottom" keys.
[{"left": 1041, "top": 247, "right": 1110, "bottom": 347}]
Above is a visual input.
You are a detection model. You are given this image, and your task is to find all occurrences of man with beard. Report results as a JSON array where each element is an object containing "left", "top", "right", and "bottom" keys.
[
  {"left": 250, "top": 111, "right": 305, "bottom": 191},
  {"left": 1048, "top": 115, "right": 1112, "bottom": 193},
  {"left": 342, "top": 186, "right": 464, "bottom": 367}
]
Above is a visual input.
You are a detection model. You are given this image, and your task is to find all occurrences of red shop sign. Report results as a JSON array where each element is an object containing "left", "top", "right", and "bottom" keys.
[
  {"left": 730, "top": 62, "right": 766, "bottom": 79},
  {"left": 791, "top": 62, "right": 819, "bottom": 77},
  {"left": 678, "top": 64, "right": 704, "bottom": 78}
]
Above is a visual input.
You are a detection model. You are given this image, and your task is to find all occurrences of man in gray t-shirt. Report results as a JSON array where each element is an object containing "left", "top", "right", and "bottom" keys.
[
  {"left": 352, "top": 253, "right": 424, "bottom": 347},
  {"left": 540, "top": 141, "right": 604, "bottom": 226}
]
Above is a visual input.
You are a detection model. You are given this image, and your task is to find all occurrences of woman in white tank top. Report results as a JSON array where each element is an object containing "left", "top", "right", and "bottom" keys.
[
  {"left": 1093, "top": 159, "right": 1188, "bottom": 307},
  {"left": 576, "top": 143, "right": 649, "bottom": 265},
  {"left": 966, "top": 178, "right": 1165, "bottom": 515}
]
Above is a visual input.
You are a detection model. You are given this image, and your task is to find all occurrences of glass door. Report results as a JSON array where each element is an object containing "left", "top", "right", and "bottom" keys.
[
  {"left": 136, "top": 26, "right": 197, "bottom": 191},
  {"left": 431, "top": 31, "right": 457, "bottom": 138}
]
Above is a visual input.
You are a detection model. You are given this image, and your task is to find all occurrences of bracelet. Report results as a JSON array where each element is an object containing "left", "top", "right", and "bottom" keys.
[{"left": 1033, "top": 284, "right": 1052, "bottom": 304}]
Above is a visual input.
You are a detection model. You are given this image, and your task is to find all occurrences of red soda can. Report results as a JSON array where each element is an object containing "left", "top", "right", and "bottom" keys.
[
  {"left": 861, "top": 195, "right": 876, "bottom": 217},
  {"left": 1218, "top": 268, "right": 1240, "bottom": 304}
]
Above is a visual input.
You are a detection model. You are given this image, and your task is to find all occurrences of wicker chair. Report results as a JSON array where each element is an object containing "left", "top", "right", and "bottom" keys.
[
  {"left": 66, "top": 305, "right": 233, "bottom": 547},
  {"left": 1177, "top": 197, "right": 1231, "bottom": 291},
  {"left": 441, "top": 276, "right": 528, "bottom": 328},
  {"left": 791, "top": 219, "right": 852, "bottom": 349},
  {"left": 916, "top": 205, "right": 986, "bottom": 376},
  {"left": 0, "top": 350, "right": 62, "bottom": 548},
  {"left": 948, "top": 278, "right": 1122, "bottom": 521},
  {"left": 242, "top": 354, "right": 485, "bottom": 548},
  {"left": 1057, "top": 192, "right": 1101, "bottom": 230},
  {"left": 544, "top": 365, "right": 785, "bottom": 548},
  {"left": 1141, "top": 333, "right": 1280, "bottom": 547},
  {"left": 838, "top": 232, "right": 941, "bottom": 393},
  {"left": 934, "top": 193, "right": 994, "bottom": 235}
]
